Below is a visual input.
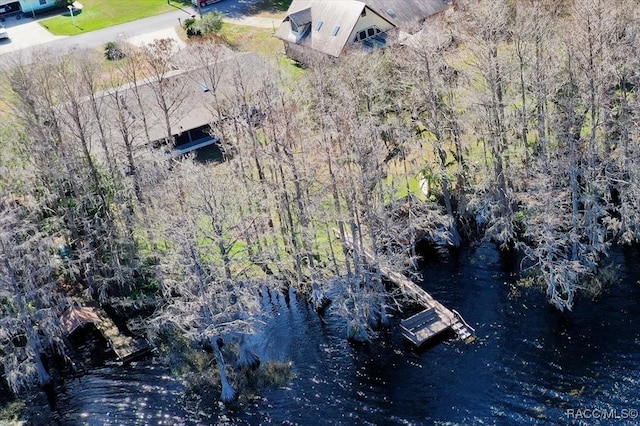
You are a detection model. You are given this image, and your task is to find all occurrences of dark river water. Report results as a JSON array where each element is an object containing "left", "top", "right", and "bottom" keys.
[{"left": 6, "top": 242, "right": 640, "bottom": 425}]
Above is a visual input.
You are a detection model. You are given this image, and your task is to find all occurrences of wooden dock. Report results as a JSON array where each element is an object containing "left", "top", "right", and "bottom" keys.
[
  {"left": 60, "top": 304, "right": 153, "bottom": 363},
  {"left": 336, "top": 230, "right": 475, "bottom": 346}
]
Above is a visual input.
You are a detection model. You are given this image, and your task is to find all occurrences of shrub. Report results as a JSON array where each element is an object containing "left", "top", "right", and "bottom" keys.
[
  {"left": 104, "top": 41, "right": 126, "bottom": 61},
  {"left": 182, "top": 17, "right": 202, "bottom": 37},
  {"left": 196, "top": 11, "right": 223, "bottom": 36},
  {"left": 182, "top": 17, "right": 196, "bottom": 31},
  {"left": 184, "top": 12, "right": 224, "bottom": 38}
]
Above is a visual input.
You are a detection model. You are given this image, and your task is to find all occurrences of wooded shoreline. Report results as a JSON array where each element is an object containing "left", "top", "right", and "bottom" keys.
[{"left": 2, "top": 0, "right": 640, "bottom": 412}]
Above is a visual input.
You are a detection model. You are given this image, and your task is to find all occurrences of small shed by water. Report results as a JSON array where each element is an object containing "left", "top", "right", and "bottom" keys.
[
  {"left": 60, "top": 305, "right": 153, "bottom": 364},
  {"left": 60, "top": 307, "right": 101, "bottom": 335}
]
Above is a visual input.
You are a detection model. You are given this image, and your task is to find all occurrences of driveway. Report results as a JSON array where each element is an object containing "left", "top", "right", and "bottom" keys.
[{"left": 0, "top": 15, "right": 66, "bottom": 55}]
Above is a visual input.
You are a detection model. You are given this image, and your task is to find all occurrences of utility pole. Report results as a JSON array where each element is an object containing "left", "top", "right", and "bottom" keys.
[{"left": 67, "top": 5, "right": 76, "bottom": 26}]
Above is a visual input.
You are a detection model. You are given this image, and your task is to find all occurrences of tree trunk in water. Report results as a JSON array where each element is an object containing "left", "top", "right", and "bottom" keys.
[
  {"left": 213, "top": 338, "right": 238, "bottom": 403},
  {"left": 33, "top": 346, "right": 52, "bottom": 387},
  {"left": 347, "top": 320, "right": 370, "bottom": 343},
  {"left": 236, "top": 335, "right": 260, "bottom": 370}
]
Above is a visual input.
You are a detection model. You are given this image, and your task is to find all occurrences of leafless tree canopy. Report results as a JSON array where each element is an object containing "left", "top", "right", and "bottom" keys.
[{"left": 2, "top": 0, "right": 640, "bottom": 397}]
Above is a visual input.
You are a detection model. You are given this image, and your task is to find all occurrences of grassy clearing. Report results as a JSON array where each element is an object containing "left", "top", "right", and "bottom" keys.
[
  {"left": 217, "top": 22, "right": 303, "bottom": 78},
  {"left": 39, "top": 0, "right": 177, "bottom": 36},
  {"left": 219, "top": 22, "right": 282, "bottom": 57},
  {"left": 385, "top": 173, "right": 429, "bottom": 202}
]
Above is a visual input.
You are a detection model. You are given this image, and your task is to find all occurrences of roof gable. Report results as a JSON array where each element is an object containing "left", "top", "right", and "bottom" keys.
[{"left": 288, "top": 7, "right": 312, "bottom": 27}]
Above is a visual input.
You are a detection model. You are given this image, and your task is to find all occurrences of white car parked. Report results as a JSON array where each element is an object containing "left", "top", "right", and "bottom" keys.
[{"left": 0, "top": 25, "right": 8, "bottom": 40}]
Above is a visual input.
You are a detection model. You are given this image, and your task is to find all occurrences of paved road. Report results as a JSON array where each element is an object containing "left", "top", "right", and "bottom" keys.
[{"left": 0, "top": 1, "right": 282, "bottom": 67}]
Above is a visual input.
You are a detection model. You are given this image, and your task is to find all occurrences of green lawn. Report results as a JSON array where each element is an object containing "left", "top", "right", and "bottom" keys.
[{"left": 39, "top": 0, "right": 186, "bottom": 36}]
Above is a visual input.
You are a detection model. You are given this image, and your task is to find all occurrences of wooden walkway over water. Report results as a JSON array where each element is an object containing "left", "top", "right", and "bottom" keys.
[
  {"left": 60, "top": 303, "right": 153, "bottom": 363},
  {"left": 337, "top": 231, "right": 475, "bottom": 346}
]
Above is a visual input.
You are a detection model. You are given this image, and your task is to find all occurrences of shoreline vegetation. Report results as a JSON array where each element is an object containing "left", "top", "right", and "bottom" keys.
[{"left": 2, "top": 0, "right": 640, "bottom": 418}]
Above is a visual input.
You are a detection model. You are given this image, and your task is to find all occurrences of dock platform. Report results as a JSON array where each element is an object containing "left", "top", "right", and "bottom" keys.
[{"left": 336, "top": 230, "right": 475, "bottom": 346}]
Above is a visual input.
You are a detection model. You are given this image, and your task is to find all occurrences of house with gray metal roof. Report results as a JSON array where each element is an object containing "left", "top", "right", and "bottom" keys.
[
  {"left": 56, "top": 48, "right": 269, "bottom": 164},
  {"left": 276, "top": 0, "right": 449, "bottom": 63}
]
